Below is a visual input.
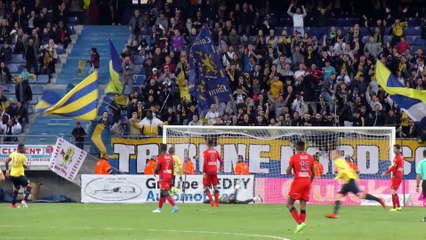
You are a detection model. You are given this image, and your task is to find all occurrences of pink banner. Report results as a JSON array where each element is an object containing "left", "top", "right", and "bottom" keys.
[{"left": 256, "top": 178, "right": 425, "bottom": 206}]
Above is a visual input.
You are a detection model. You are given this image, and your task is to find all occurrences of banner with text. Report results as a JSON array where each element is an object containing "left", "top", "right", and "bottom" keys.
[
  {"left": 255, "top": 178, "right": 424, "bottom": 206},
  {"left": 109, "top": 138, "right": 425, "bottom": 179},
  {"left": 81, "top": 175, "right": 254, "bottom": 203},
  {"left": 0, "top": 144, "right": 54, "bottom": 167},
  {"left": 50, "top": 138, "right": 87, "bottom": 182}
]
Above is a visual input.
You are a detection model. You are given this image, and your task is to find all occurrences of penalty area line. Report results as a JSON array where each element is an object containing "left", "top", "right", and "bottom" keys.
[{"left": 0, "top": 225, "right": 290, "bottom": 240}]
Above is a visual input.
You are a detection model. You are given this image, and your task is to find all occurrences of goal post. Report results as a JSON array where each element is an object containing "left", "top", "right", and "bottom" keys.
[{"left": 163, "top": 126, "right": 397, "bottom": 205}]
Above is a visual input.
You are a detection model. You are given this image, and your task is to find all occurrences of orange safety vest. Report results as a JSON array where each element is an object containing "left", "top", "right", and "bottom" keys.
[
  {"left": 96, "top": 159, "right": 112, "bottom": 175},
  {"left": 313, "top": 161, "right": 324, "bottom": 177},
  {"left": 347, "top": 161, "right": 359, "bottom": 173},
  {"left": 144, "top": 160, "right": 157, "bottom": 174},
  {"left": 182, "top": 161, "right": 195, "bottom": 175},
  {"left": 235, "top": 162, "right": 249, "bottom": 175}
]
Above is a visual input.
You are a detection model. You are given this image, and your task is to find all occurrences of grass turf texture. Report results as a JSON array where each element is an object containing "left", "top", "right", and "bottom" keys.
[{"left": 0, "top": 203, "right": 424, "bottom": 240}]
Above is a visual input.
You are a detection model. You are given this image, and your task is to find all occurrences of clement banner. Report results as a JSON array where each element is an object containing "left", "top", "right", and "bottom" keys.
[
  {"left": 0, "top": 144, "right": 54, "bottom": 167},
  {"left": 109, "top": 138, "right": 425, "bottom": 179},
  {"left": 81, "top": 175, "right": 254, "bottom": 204},
  {"left": 255, "top": 178, "right": 424, "bottom": 206}
]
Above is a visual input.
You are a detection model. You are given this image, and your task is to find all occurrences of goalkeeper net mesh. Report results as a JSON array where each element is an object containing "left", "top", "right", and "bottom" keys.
[{"left": 163, "top": 126, "right": 398, "bottom": 205}]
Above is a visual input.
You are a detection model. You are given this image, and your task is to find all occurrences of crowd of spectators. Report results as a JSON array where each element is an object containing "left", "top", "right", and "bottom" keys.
[{"left": 106, "top": 1, "right": 426, "bottom": 140}]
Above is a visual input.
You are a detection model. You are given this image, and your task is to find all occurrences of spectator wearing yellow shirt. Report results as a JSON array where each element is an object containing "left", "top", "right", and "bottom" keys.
[
  {"left": 138, "top": 110, "right": 163, "bottom": 137},
  {"left": 391, "top": 19, "right": 407, "bottom": 46},
  {"left": 269, "top": 74, "right": 283, "bottom": 100}
]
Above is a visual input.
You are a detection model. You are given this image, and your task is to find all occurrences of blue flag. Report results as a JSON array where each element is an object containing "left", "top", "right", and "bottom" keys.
[
  {"left": 376, "top": 61, "right": 426, "bottom": 127},
  {"left": 189, "top": 27, "right": 232, "bottom": 117}
]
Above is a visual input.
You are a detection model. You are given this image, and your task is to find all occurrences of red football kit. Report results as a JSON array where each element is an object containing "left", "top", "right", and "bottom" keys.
[
  {"left": 288, "top": 152, "right": 315, "bottom": 201},
  {"left": 385, "top": 153, "right": 404, "bottom": 190},
  {"left": 157, "top": 153, "right": 174, "bottom": 190},
  {"left": 202, "top": 148, "right": 223, "bottom": 187}
]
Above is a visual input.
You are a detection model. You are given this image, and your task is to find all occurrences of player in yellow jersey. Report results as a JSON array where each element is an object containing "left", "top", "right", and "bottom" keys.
[
  {"left": 168, "top": 147, "right": 183, "bottom": 194},
  {"left": 326, "top": 150, "right": 386, "bottom": 219},
  {"left": 5, "top": 144, "right": 31, "bottom": 208}
]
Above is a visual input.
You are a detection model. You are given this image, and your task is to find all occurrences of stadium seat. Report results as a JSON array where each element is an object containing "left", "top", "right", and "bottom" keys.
[
  {"left": 67, "top": 17, "right": 79, "bottom": 26},
  {"left": 133, "top": 55, "right": 145, "bottom": 64},
  {"left": 11, "top": 54, "right": 24, "bottom": 63},
  {"left": 134, "top": 74, "right": 146, "bottom": 85},
  {"left": 32, "top": 85, "right": 44, "bottom": 95},
  {"left": 5, "top": 84, "right": 15, "bottom": 94},
  {"left": 29, "top": 98, "right": 38, "bottom": 105},
  {"left": 7, "top": 63, "right": 21, "bottom": 73},
  {"left": 405, "top": 27, "right": 421, "bottom": 36},
  {"left": 37, "top": 74, "right": 50, "bottom": 84},
  {"left": 28, "top": 76, "right": 37, "bottom": 83},
  {"left": 132, "top": 64, "right": 142, "bottom": 74}
]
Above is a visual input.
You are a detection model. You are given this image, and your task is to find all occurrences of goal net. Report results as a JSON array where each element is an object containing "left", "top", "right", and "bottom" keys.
[{"left": 163, "top": 126, "right": 399, "bottom": 206}]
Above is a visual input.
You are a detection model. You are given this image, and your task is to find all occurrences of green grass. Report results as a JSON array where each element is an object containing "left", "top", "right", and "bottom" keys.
[{"left": 0, "top": 203, "right": 425, "bottom": 240}]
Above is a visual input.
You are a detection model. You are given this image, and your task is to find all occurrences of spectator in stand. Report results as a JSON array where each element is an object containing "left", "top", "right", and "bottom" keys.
[
  {"left": 0, "top": 19, "right": 10, "bottom": 43},
  {"left": 43, "top": 39, "right": 59, "bottom": 73},
  {"left": 0, "top": 61, "right": 11, "bottom": 83},
  {"left": 391, "top": 19, "right": 407, "bottom": 46},
  {"left": 39, "top": 50, "right": 52, "bottom": 75},
  {"left": 15, "top": 76, "right": 32, "bottom": 109},
  {"left": 128, "top": 112, "right": 141, "bottom": 136},
  {"left": 0, "top": 41, "right": 12, "bottom": 63},
  {"left": 20, "top": 66, "right": 30, "bottom": 82},
  {"left": 396, "top": 36, "right": 410, "bottom": 55},
  {"left": 14, "top": 102, "right": 28, "bottom": 127},
  {"left": 88, "top": 47, "right": 100, "bottom": 73},
  {"left": 138, "top": 109, "right": 163, "bottom": 137},
  {"left": 54, "top": 20, "right": 71, "bottom": 49},
  {"left": 25, "top": 37, "right": 38, "bottom": 74},
  {"left": 110, "top": 119, "right": 124, "bottom": 137},
  {"left": 205, "top": 104, "right": 220, "bottom": 125},
  {"left": 128, "top": 10, "right": 144, "bottom": 42},
  {"left": 0, "top": 117, "right": 22, "bottom": 142},
  {"left": 287, "top": 4, "right": 307, "bottom": 35},
  {"left": 71, "top": 122, "right": 86, "bottom": 149},
  {"left": 121, "top": 56, "right": 133, "bottom": 93}
]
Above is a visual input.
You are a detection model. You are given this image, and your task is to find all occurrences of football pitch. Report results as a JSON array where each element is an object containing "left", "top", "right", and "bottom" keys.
[{"left": 0, "top": 203, "right": 424, "bottom": 240}]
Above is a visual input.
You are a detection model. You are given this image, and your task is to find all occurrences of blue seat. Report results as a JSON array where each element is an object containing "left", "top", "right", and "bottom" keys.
[
  {"left": 7, "top": 63, "right": 21, "bottom": 73},
  {"left": 67, "top": 17, "right": 79, "bottom": 26},
  {"left": 5, "top": 84, "right": 15, "bottom": 94},
  {"left": 37, "top": 74, "right": 50, "bottom": 84},
  {"left": 405, "top": 27, "right": 421, "bottom": 36},
  {"left": 134, "top": 74, "right": 146, "bottom": 85},
  {"left": 11, "top": 54, "right": 24, "bottom": 63},
  {"left": 133, "top": 55, "right": 145, "bottom": 64},
  {"left": 32, "top": 85, "right": 44, "bottom": 95},
  {"left": 140, "top": 66, "right": 146, "bottom": 75},
  {"left": 29, "top": 98, "right": 38, "bottom": 105},
  {"left": 360, "top": 27, "right": 370, "bottom": 36},
  {"left": 132, "top": 64, "right": 142, "bottom": 74}
]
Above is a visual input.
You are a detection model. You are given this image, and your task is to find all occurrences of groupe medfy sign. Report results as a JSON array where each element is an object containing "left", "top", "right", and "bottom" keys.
[{"left": 81, "top": 175, "right": 254, "bottom": 204}]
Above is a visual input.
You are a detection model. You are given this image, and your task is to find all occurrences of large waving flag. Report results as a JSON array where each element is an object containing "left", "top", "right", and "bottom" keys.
[
  {"left": 189, "top": 27, "right": 232, "bottom": 116},
  {"left": 35, "top": 72, "right": 98, "bottom": 120},
  {"left": 376, "top": 61, "right": 426, "bottom": 126},
  {"left": 105, "top": 39, "right": 123, "bottom": 94},
  {"left": 89, "top": 121, "right": 113, "bottom": 154}
]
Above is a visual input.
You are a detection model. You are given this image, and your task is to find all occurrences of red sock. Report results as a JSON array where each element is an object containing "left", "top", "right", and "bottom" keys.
[
  {"left": 392, "top": 194, "right": 396, "bottom": 209},
  {"left": 395, "top": 194, "right": 400, "bottom": 208},
  {"left": 290, "top": 207, "right": 301, "bottom": 224},
  {"left": 166, "top": 195, "right": 176, "bottom": 207},
  {"left": 159, "top": 197, "right": 165, "bottom": 208},
  {"left": 205, "top": 190, "right": 212, "bottom": 201},
  {"left": 214, "top": 191, "right": 220, "bottom": 205},
  {"left": 300, "top": 210, "right": 306, "bottom": 222}
]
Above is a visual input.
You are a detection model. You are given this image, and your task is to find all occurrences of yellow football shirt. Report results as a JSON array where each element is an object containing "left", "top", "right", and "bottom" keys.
[
  {"left": 173, "top": 155, "right": 183, "bottom": 177},
  {"left": 334, "top": 158, "right": 358, "bottom": 184},
  {"left": 9, "top": 151, "right": 27, "bottom": 177},
  {"left": 270, "top": 80, "right": 283, "bottom": 98}
]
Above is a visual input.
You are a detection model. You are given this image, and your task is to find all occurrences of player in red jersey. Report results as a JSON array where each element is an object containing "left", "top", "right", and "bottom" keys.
[
  {"left": 382, "top": 144, "right": 404, "bottom": 211},
  {"left": 203, "top": 139, "right": 223, "bottom": 207},
  {"left": 153, "top": 144, "right": 179, "bottom": 214},
  {"left": 286, "top": 141, "right": 315, "bottom": 234}
]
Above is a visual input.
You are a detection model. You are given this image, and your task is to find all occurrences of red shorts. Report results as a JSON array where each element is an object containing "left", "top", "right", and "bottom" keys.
[
  {"left": 203, "top": 174, "right": 219, "bottom": 187},
  {"left": 391, "top": 177, "right": 402, "bottom": 190},
  {"left": 288, "top": 178, "right": 311, "bottom": 201},
  {"left": 160, "top": 180, "right": 172, "bottom": 190}
]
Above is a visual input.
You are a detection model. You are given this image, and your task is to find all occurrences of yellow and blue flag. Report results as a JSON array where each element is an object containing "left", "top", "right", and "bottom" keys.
[
  {"left": 105, "top": 39, "right": 123, "bottom": 94},
  {"left": 89, "top": 121, "right": 113, "bottom": 154},
  {"left": 35, "top": 71, "right": 98, "bottom": 120},
  {"left": 376, "top": 60, "right": 426, "bottom": 126},
  {"left": 189, "top": 27, "right": 232, "bottom": 116}
]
